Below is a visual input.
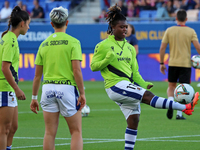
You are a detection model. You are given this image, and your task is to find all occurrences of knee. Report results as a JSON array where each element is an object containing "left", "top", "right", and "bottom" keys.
[
  {"left": 10, "top": 123, "right": 18, "bottom": 134},
  {"left": 127, "top": 115, "right": 140, "bottom": 130},
  {"left": 68, "top": 125, "right": 82, "bottom": 137},
  {"left": 142, "top": 91, "right": 155, "bottom": 105},
  {"left": 0, "top": 123, "right": 12, "bottom": 135}
]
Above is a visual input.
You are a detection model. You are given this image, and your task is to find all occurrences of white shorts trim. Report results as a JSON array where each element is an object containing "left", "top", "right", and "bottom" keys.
[
  {"left": 0, "top": 92, "right": 18, "bottom": 107},
  {"left": 106, "top": 80, "right": 146, "bottom": 119},
  {"left": 40, "top": 84, "right": 80, "bottom": 117}
]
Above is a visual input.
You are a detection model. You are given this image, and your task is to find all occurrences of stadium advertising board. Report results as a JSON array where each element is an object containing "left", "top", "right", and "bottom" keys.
[{"left": 0, "top": 23, "right": 200, "bottom": 81}]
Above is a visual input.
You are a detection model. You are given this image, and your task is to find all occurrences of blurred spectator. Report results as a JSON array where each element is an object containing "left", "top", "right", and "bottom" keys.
[
  {"left": 22, "top": 4, "right": 31, "bottom": 15},
  {"left": 100, "top": 0, "right": 111, "bottom": 11},
  {"left": 125, "top": 24, "right": 139, "bottom": 55},
  {"left": 140, "top": 0, "right": 156, "bottom": 10},
  {"left": 155, "top": 0, "right": 169, "bottom": 19},
  {"left": 30, "top": 0, "right": 45, "bottom": 21},
  {"left": 93, "top": 9, "right": 108, "bottom": 23},
  {"left": 187, "top": 0, "right": 197, "bottom": 10},
  {"left": 180, "top": 0, "right": 188, "bottom": 10},
  {"left": 133, "top": 0, "right": 141, "bottom": 17},
  {"left": 165, "top": 0, "right": 175, "bottom": 17},
  {"left": 17, "top": 1, "right": 23, "bottom": 9},
  {"left": 118, "top": 0, "right": 127, "bottom": 16},
  {"left": 127, "top": 1, "right": 135, "bottom": 17},
  {"left": 0, "top": 1, "right": 12, "bottom": 22},
  {"left": 170, "top": 0, "right": 181, "bottom": 17}
]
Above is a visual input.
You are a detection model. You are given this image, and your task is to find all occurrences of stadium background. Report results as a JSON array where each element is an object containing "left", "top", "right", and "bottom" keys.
[
  {"left": 0, "top": 1, "right": 200, "bottom": 149},
  {"left": 1, "top": 0, "right": 200, "bottom": 82}
]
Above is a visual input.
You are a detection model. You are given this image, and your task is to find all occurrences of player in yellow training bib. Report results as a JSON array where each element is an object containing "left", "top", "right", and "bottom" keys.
[
  {"left": 30, "top": 6, "right": 86, "bottom": 150},
  {"left": 90, "top": 4, "right": 199, "bottom": 150},
  {"left": 0, "top": 6, "right": 30, "bottom": 150}
]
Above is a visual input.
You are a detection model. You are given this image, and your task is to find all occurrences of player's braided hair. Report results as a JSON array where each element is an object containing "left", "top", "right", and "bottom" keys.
[
  {"left": 1, "top": 6, "right": 29, "bottom": 38},
  {"left": 106, "top": 4, "right": 126, "bottom": 35}
]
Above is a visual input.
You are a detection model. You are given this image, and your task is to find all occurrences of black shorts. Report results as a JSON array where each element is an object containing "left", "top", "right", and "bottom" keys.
[{"left": 168, "top": 66, "right": 191, "bottom": 83}]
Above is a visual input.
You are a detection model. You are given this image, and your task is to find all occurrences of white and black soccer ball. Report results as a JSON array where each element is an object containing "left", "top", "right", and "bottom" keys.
[
  {"left": 81, "top": 105, "right": 90, "bottom": 117},
  {"left": 174, "top": 84, "right": 195, "bottom": 104},
  {"left": 191, "top": 55, "right": 200, "bottom": 69}
]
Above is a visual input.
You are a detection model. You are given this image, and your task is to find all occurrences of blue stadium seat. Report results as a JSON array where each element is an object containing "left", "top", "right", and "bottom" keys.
[
  {"left": 7, "top": 0, "right": 16, "bottom": 2},
  {"left": 0, "top": 2, "right": 4, "bottom": 9},
  {"left": 46, "top": 2, "right": 59, "bottom": 12},
  {"left": 58, "top": 1, "right": 71, "bottom": 10},
  {"left": 198, "top": 11, "right": 200, "bottom": 21},
  {"left": 46, "top": 1, "right": 71, "bottom": 12},
  {"left": 150, "top": 10, "right": 157, "bottom": 20},
  {"left": 45, "top": 11, "right": 50, "bottom": 23},
  {"left": 24, "top": 2, "right": 34, "bottom": 12},
  {"left": 139, "top": 11, "right": 151, "bottom": 22}
]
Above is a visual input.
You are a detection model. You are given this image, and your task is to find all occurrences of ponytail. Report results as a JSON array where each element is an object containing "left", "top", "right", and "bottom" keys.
[
  {"left": 1, "top": 21, "right": 11, "bottom": 38},
  {"left": 1, "top": 6, "right": 29, "bottom": 38}
]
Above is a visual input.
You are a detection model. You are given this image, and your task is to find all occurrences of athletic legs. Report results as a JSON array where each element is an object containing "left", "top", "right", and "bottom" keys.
[
  {"left": 0, "top": 107, "right": 15, "bottom": 150},
  {"left": 65, "top": 111, "right": 83, "bottom": 150},
  {"left": 125, "top": 114, "right": 139, "bottom": 150},
  {"left": 43, "top": 111, "right": 59, "bottom": 150},
  {"left": 7, "top": 106, "right": 18, "bottom": 148}
]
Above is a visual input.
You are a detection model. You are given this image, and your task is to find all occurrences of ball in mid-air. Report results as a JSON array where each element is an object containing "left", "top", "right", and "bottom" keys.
[{"left": 191, "top": 55, "right": 200, "bottom": 69}]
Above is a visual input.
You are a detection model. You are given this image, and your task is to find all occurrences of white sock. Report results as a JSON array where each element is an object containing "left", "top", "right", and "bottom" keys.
[
  {"left": 6, "top": 145, "right": 12, "bottom": 150},
  {"left": 150, "top": 96, "right": 186, "bottom": 110},
  {"left": 168, "top": 96, "right": 174, "bottom": 101},
  {"left": 124, "top": 128, "right": 137, "bottom": 150},
  {"left": 177, "top": 110, "right": 183, "bottom": 116}
]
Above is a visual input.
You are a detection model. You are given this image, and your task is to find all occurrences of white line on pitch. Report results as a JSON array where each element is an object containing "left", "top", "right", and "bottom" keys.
[
  {"left": 12, "top": 135, "right": 200, "bottom": 149},
  {"left": 12, "top": 139, "right": 123, "bottom": 149},
  {"left": 18, "top": 106, "right": 200, "bottom": 114}
]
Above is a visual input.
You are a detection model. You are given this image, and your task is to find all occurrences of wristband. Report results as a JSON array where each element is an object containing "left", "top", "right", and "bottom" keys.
[
  {"left": 32, "top": 95, "right": 38, "bottom": 100},
  {"left": 160, "top": 62, "right": 164, "bottom": 65}
]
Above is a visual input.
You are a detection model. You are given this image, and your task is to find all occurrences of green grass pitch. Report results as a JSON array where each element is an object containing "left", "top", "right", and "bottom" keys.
[{"left": 12, "top": 81, "right": 200, "bottom": 150}]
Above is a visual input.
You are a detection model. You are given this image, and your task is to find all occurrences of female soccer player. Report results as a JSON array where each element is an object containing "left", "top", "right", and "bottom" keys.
[
  {"left": 0, "top": 6, "right": 30, "bottom": 150},
  {"left": 90, "top": 4, "right": 199, "bottom": 150},
  {"left": 125, "top": 24, "right": 139, "bottom": 55},
  {"left": 30, "top": 6, "right": 86, "bottom": 150}
]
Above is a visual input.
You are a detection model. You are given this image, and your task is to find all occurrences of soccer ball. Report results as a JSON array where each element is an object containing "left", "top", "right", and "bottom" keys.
[
  {"left": 81, "top": 105, "right": 90, "bottom": 117},
  {"left": 174, "top": 84, "right": 195, "bottom": 104},
  {"left": 191, "top": 55, "right": 200, "bottom": 69}
]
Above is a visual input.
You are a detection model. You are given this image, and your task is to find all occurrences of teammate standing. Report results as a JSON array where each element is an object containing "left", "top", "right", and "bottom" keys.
[
  {"left": 30, "top": 6, "right": 86, "bottom": 150},
  {"left": 159, "top": 9, "right": 200, "bottom": 120},
  {"left": 0, "top": 6, "right": 30, "bottom": 150},
  {"left": 125, "top": 24, "right": 139, "bottom": 55},
  {"left": 91, "top": 4, "right": 199, "bottom": 150}
]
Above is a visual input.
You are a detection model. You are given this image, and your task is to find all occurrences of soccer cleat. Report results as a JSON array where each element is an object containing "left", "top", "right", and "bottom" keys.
[
  {"left": 182, "top": 92, "right": 199, "bottom": 115},
  {"left": 176, "top": 115, "right": 186, "bottom": 120},
  {"left": 166, "top": 109, "right": 173, "bottom": 119}
]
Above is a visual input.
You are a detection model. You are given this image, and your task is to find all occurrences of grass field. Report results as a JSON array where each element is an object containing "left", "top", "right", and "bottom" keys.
[{"left": 12, "top": 81, "right": 200, "bottom": 150}]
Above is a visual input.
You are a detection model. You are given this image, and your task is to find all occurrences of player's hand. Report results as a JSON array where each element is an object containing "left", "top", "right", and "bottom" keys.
[
  {"left": 77, "top": 94, "right": 86, "bottom": 111},
  {"left": 160, "top": 64, "right": 167, "bottom": 75},
  {"left": 30, "top": 100, "right": 39, "bottom": 114},
  {"left": 15, "top": 88, "right": 26, "bottom": 100},
  {"left": 105, "top": 49, "right": 116, "bottom": 61},
  {"left": 147, "top": 84, "right": 153, "bottom": 89}
]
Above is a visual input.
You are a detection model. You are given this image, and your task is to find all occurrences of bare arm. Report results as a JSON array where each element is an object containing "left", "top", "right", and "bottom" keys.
[
  {"left": 32, "top": 65, "right": 43, "bottom": 96},
  {"left": 36, "top": 12, "right": 43, "bottom": 18},
  {"left": 2, "top": 61, "right": 26, "bottom": 100},
  {"left": 72, "top": 60, "right": 86, "bottom": 110},
  {"left": 159, "top": 42, "right": 168, "bottom": 75},
  {"left": 30, "top": 65, "right": 43, "bottom": 114},
  {"left": 134, "top": 45, "right": 139, "bottom": 55},
  {"left": 192, "top": 40, "right": 200, "bottom": 54}
]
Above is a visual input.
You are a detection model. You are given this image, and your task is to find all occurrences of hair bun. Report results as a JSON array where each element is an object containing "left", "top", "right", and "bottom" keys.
[{"left": 13, "top": 6, "right": 21, "bottom": 13}]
